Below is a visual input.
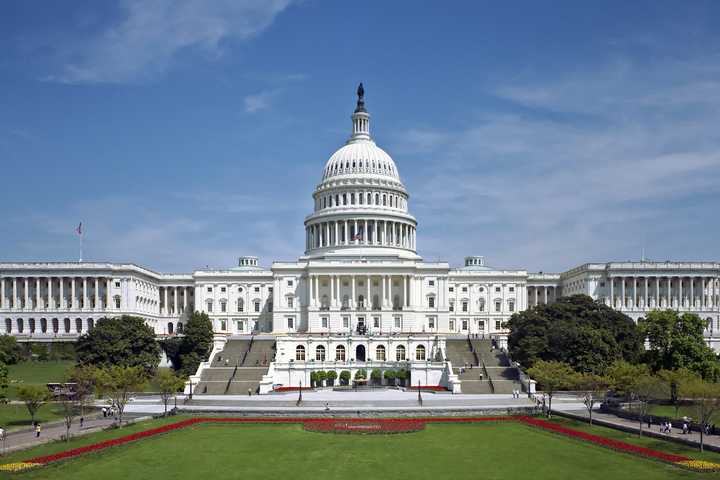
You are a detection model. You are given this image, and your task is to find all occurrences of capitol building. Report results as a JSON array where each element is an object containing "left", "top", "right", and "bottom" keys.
[{"left": 1, "top": 85, "right": 719, "bottom": 393}]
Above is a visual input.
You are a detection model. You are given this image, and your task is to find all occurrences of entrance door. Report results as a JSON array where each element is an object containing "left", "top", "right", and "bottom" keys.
[{"left": 356, "top": 344, "right": 366, "bottom": 362}]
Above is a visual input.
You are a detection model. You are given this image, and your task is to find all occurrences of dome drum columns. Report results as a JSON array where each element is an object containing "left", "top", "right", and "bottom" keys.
[{"left": 305, "top": 219, "right": 416, "bottom": 252}]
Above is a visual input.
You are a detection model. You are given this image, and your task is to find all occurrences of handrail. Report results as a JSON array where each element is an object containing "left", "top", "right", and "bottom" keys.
[
  {"left": 482, "top": 359, "right": 494, "bottom": 393},
  {"left": 240, "top": 335, "right": 254, "bottom": 366}
]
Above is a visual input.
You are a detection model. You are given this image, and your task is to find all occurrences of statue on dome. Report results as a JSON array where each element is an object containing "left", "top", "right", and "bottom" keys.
[{"left": 355, "top": 82, "right": 366, "bottom": 112}]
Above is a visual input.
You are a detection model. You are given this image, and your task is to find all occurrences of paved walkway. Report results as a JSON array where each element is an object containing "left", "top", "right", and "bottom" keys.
[
  {"left": 0, "top": 413, "right": 147, "bottom": 455},
  {"left": 563, "top": 407, "right": 720, "bottom": 450}
]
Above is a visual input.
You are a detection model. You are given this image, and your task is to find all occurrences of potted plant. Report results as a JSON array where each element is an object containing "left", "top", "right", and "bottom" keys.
[{"left": 371, "top": 368, "right": 382, "bottom": 386}]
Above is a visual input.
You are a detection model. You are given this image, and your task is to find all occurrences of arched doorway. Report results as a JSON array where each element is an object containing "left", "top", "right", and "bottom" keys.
[{"left": 356, "top": 344, "right": 366, "bottom": 362}]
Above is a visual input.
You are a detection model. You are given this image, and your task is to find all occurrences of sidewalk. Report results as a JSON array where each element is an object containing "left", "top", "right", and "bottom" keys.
[
  {"left": 0, "top": 413, "right": 148, "bottom": 455},
  {"left": 562, "top": 408, "right": 720, "bottom": 451}
]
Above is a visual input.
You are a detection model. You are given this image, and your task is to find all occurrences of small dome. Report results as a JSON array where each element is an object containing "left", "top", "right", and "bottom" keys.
[{"left": 322, "top": 141, "right": 399, "bottom": 181}]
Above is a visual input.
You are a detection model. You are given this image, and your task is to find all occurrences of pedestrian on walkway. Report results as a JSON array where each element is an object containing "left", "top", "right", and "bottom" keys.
[
  {"left": 247, "top": 388, "right": 252, "bottom": 396},
  {"left": 35, "top": 424, "right": 41, "bottom": 438},
  {"left": 683, "top": 422, "right": 689, "bottom": 434},
  {"left": 80, "top": 416, "right": 84, "bottom": 428}
]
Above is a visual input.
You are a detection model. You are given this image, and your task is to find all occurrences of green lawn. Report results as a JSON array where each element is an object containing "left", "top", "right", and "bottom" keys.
[
  {"left": 6, "top": 360, "right": 75, "bottom": 400},
  {"left": 0, "top": 403, "right": 67, "bottom": 431},
  {"left": 646, "top": 405, "right": 720, "bottom": 423},
  {"left": 6, "top": 418, "right": 720, "bottom": 479}
]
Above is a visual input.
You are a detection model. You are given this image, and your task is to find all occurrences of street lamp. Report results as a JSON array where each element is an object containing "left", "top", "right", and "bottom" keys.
[
  {"left": 417, "top": 380, "right": 422, "bottom": 406},
  {"left": 297, "top": 380, "right": 303, "bottom": 406}
]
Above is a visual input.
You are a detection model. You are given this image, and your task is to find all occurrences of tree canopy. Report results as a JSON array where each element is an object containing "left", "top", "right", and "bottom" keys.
[
  {"left": 164, "top": 312, "right": 214, "bottom": 376},
  {"left": 640, "top": 310, "right": 720, "bottom": 380},
  {"left": 76, "top": 315, "right": 160, "bottom": 375},
  {"left": 0, "top": 335, "right": 22, "bottom": 365},
  {"left": 507, "top": 295, "right": 644, "bottom": 374}
]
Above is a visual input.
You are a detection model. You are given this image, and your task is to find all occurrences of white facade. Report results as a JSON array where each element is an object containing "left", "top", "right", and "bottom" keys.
[{"left": 1, "top": 85, "right": 719, "bottom": 385}]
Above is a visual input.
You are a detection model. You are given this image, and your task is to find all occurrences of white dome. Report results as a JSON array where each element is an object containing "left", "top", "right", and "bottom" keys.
[{"left": 322, "top": 140, "right": 399, "bottom": 181}]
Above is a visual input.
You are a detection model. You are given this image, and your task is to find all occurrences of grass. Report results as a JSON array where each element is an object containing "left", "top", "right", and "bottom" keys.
[
  {"left": 646, "top": 405, "right": 720, "bottom": 424},
  {"left": 0, "top": 403, "right": 67, "bottom": 431},
  {"left": 6, "top": 361, "right": 75, "bottom": 400},
  {"left": 5, "top": 417, "right": 720, "bottom": 479}
]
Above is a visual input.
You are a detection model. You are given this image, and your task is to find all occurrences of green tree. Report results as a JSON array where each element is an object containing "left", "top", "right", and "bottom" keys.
[
  {"left": 384, "top": 370, "right": 397, "bottom": 386},
  {"left": 0, "top": 362, "right": 8, "bottom": 404},
  {"left": 66, "top": 364, "right": 96, "bottom": 417},
  {"left": 325, "top": 370, "right": 338, "bottom": 386},
  {"left": 316, "top": 371, "right": 327, "bottom": 387},
  {"left": 607, "top": 360, "right": 649, "bottom": 399},
  {"left": 354, "top": 369, "right": 367, "bottom": 381},
  {"left": 176, "top": 312, "right": 214, "bottom": 376},
  {"left": 339, "top": 370, "right": 351, "bottom": 386},
  {"left": 640, "top": 310, "right": 720, "bottom": 379},
  {"left": 17, "top": 385, "right": 49, "bottom": 424},
  {"left": 657, "top": 368, "right": 699, "bottom": 419},
  {"left": 631, "top": 374, "right": 668, "bottom": 437},
  {"left": 156, "top": 369, "right": 186, "bottom": 415},
  {"left": 370, "top": 368, "right": 382, "bottom": 385},
  {"left": 76, "top": 316, "right": 160, "bottom": 375},
  {"left": 527, "top": 360, "right": 576, "bottom": 417},
  {"left": 508, "top": 295, "right": 643, "bottom": 374},
  {"left": 57, "top": 392, "right": 78, "bottom": 442},
  {"left": 574, "top": 372, "right": 611, "bottom": 426},
  {"left": 0, "top": 335, "right": 22, "bottom": 365},
  {"left": 680, "top": 377, "right": 720, "bottom": 452},
  {"left": 94, "top": 365, "right": 147, "bottom": 425}
]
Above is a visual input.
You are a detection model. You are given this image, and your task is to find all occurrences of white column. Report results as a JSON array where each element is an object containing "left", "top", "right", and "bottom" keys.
[
  {"left": 163, "top": 288, "right": 168, "bottom": 315},
  {"left": 667, "top": 277, "right": 672, "bottom": 308},
  {"left": 172, "top": 287, "right": 177, "bottom": 315},
  {"left": 184, "top": 287, "right": 188, "bottom": 313},
  {"left": 0, "top": 277, "right": 5, "bottom": 309},
  {"left": 82, "top": 277, "right": 87, "bottom": 310},
  {"left": 12, "top": 278, "right": 17, "bottom": 309},
  {"left": 644, "top": 277, "right": 648, "bottom": 309},
  {"left": 364, "top": 220, "right": 368, "bottom": 245},
  {"left": 620, "top": 277, "right": 625, "bottom": 309},
  {"left": 381, "top": 274, "right": 386, "bottom": 308},
  {"left": 24, "top": 278, "right": 29, "bottom": 309},
  {"left": 105, "top": 278, "right": 111, "bottom": 310},
  {"left": 679, "top": 277, "right": 683, "bottom": 309},
  {"left": 534, "top": 287, "right": 538, "bottom": 306},
  {"left": 544, "top": 286, "right": 548, "bottom": 304},
  {"left": 94, "top": 278, "right": 99, "bottom": 310},
  {"left": 690, "top": 277, "right": 695, "bottom": 309},
  {"left": 366, "top": 274, "right": 371, "bottom": 309},
  {"left": 35, "top": 278, "right": 41, "bottom": 309},
  {"left": 71, "top": 278, "right": 76, "bottom": 309},
  {"left": 609, "top": 277, "right": 614, "bottom": 307},
  {"left": 353, "top": 220, "right": 358, "bottom": 245}
]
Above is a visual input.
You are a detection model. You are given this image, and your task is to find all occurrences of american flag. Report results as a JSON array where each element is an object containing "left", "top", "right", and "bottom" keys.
[{"left": 352, "top": 227, "right": 363, "bottom": 241}]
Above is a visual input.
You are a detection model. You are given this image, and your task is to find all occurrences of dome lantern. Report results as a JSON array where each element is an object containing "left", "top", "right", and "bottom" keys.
[{"left": 349, "top": 82, "right": 371, "bottom": 143}]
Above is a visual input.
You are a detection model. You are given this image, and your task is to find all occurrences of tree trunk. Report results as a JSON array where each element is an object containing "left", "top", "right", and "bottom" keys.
[
  {"left": 548, "top": 395, "right": 552, "bottom": 418},
  {"left": 700, "top": 427, "right": 704, "bottom": 452},
  {"left": 589, "top": 406, "right": 593, "bottom": 426}
]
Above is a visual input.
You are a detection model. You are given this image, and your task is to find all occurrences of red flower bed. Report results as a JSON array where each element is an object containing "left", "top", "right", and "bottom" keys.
[
  {"left": 18, "top": 415, "right": 694, "bottom": 468},
  {"left": 304, "top": 418, "right": 425, "bottom": 434},
  {"left": 272, "top": 386, "right": 313, "bottom": 392},
  {"left": 516, "top": 416, "right": 689, "bottom": 464},
  {"left": 406, "top": 385, "right": 449, "bottom": 391}
]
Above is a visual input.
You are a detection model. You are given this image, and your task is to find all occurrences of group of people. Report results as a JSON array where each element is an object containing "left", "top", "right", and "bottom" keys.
[
  {"left": 101, "top": 405, "right": 119, "bottom": 420},
  {"left": 511, "top": 389, "right": 522, "bottom": 399}
]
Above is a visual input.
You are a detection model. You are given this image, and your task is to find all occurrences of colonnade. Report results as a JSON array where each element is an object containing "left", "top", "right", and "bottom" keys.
[
  {"left": 307, "top": 274, "right": 414, "bottom": 311},
  {"left": 160, "top": 286, "right": 193, "bottom": 316},
  {"left": 0, "top": 276, "right": 115, "bottom": 311},
  {"left": 608, "top": 276, "right": 720, "bottom": 310},
  {"left": 527, "top": 286, "right": 559, "bottom": 307},
  {"left": 306, "top": 219, "right": 416, "bottom": 251}
]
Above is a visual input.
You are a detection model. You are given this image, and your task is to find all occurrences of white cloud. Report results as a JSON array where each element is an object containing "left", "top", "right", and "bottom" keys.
[
  {"left": 48, "top": 0, "right": 293, "bottom": 84},
  {"left": 243, "top": 89, "right": 281, "bottom": 113},
  {"left": 399, "top": 54, "right": 720, "bottom": 272}
]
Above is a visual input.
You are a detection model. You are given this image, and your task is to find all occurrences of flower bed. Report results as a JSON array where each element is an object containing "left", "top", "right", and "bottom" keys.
[
  {"left": 405, "top": 385, "right": 448, "bottom": 392},
  {"left": 3, "top": 415, "right": 717, "bottom": 472},
  {"left": 303, "top": 418, "right": 425, "bottom": 434},
  {"left": 272, "top": 386, "right": 314, "bottom": 392}
]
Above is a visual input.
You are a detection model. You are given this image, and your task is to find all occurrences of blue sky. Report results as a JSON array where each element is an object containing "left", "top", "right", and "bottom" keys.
[{"left": 1, "top": 1, "right": 719, "bottom": 273}]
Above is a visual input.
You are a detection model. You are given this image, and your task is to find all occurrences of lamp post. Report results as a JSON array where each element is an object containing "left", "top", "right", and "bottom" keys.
[
  {"left": 297, "top": 380, "right": 303, "bottom": 406},
  {"left": 417, "top": 380, "right": 422, "bottom": 406}
]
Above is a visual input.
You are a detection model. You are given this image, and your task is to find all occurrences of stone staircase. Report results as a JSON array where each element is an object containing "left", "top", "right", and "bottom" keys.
[
  {"left": 446, "top": 338, "right": 522, "bottom": 394},
  {"left": 194, "top": 338, "right": 276, "bottom": 394}
]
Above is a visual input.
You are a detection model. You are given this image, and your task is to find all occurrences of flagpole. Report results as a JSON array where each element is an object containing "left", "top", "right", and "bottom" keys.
[{"left": 79, "top": 232, "right": 83, "bottom": 263}]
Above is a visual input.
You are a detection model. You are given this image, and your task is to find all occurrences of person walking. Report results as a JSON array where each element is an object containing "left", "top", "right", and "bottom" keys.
[
  {"left": 247, "top": 388, "right": 252, "bottom": 397},
  {"left": 35, "top": 424, "right": 41, "bottom": 438},
  {"left": 80, "top": 416, "right": 84, "bottom": 428}
]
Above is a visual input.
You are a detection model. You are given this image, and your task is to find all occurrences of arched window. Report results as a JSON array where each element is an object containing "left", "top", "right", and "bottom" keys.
[
  {"left": 177, "top": 322, "right": 184, "bottom": 334},
  {"left": 375, "top": 193, "right": 379, "bottom": 205},
  {"left": 478, "top": 299, "right": 485, "bottom": 312},
  {"left": 168, "top": 322, "right": 174, "bottom": 335},
  {"left": 4, "top": 319, "right": 10, "bottom": 333},
  {"left": 396, "top": 345, "right": 406, "bottom": 361},
  {"left": 237, "top": 298, "right": 244, "bottom": 312},
  {"left": 335, "top": 345, "right": 346, "bottom": 361},
  {"left": 64, "top": 318, "right": 71, "bottom": 333},
  {"left": 415, "top": 345, "right": 426, "bottom": 361},
  {"left": 17, "top": 318, "right": 23, "bottom": 333},
  {"left": 295, "top": 345, "right": 306, "bottom": 361},
  {"left": 29, "top": 318, "right": 35, "bottom": 333},
  {"left": 376, "top": 345, "right": 386, "bottom": 361},
  {"left": 316, "top": 345, "right": 326, "bottom": 361},
  {"left": 52, "top": 318, "right": 59, "bottom": 333},
  {"left": 40, "top": 318, "right": 47, "bottom": 333},
  {"left": 88, "top": 318, "right": 94, "bottom": 330},
  {"left": 76, "top": 318, "right": 83, "bottom": 332}
]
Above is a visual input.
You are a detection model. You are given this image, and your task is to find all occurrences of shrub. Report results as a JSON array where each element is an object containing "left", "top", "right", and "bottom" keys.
[
  {"left": 384, "top": 370, "right": 397, "bottom": 385},
  {"left": 371, "top": 368, "right": 382, "bottom": 385},
  {"left": 316, "top": 370, "right": 327, "bottom": 387},
  {"left": 354, "top": 368, "right": 367, "bottom": 381},
  {"left": 326, "top": 370, "right": 338, "bottom": 386},
  {"left": 339, "top": 370, "right": 351, "bottom": 386}
]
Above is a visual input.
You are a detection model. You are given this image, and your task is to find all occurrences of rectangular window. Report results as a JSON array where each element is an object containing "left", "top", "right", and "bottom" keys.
[
  {"left": 428, "top": 280, "right": 435, "bottom": 286},
  {"left": 373, "top": 316, "right": 380, "bottom": 328},
  {"left": 287, "top": 297, "right": 294, "bottom": 308},
  {"left": 114, "top": 281, "right": 120, "bottom": 288},
  {"left": 287, "top": 317, "right": 294, "bottom": 329},
  {"left": 509, "top": 301, "right": 515, "bottom": 312},
  {"left": 321, "top": 317, "right": 328, "bottom": 328},
  {"left": 449, "top": 287, "right": 454, "bottom": 292},
  {"left": 287, "top": 280, "right": 294, "bottom": 286},
  {"left": 237, "top": 320, "right": 244, "bottom": 332},
  {"left": 207, "top": 302, "right": 213, "bottom": 313},
  {"left": 343, "top": 316, "right": 349, "bottom": 328},
  {"left": 220, "top": 320, "right": 226, "bottom": 331},
  {"left": 462, "top": 286, "right": 468, "bottom": 293},
  {"left": 254, "top": 287, "right": 260, "bottom": 292},
  {"left": 495, "top": 301, "right": 501, "bottom": 312},
  {"left": 220, "top": 302, "right": 227, "bottom": 313},
  {"left": 221, "top": 287, "right": 226, "bottom": 293},
  {"left": 428, "top": 316, "right": 435, "bottom": 329},
  {"left": 254, "top": 301, "right": 260, "bottom": 312},
  {"left": 449, "top": 302, "right": 454, "bottom": 312},
  {"left": 495, "top": 321, "right": 502, "bottom": 330},
  {"left": 428, "top": 297, "right": 435, "bottom": 308},
  {"left": 495, "top": 287, "right": 501, "bottom": 293},
  {"left": 462, "top": 301, "right": 468, "bottom": 312},
  {"left": 207, "top": 287, "right": 213, "bottom": 292},
  {"left": 449, "top": 319, "right": 455, "bottom": 330},
  {"left": 509, "top": 287, "right": 515, "bottom": 292},
  {"left": 115, "top": 297, "right": 121, "bottom": 309},
  {"left": 394, "top": 316, "right": 401, "bottom": 328},
  {"left": 478, "top": 320, "right": 485, "bottom": 330},
  {"left": 462, "top": 319, "right": 468, "bottom": 331}
]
